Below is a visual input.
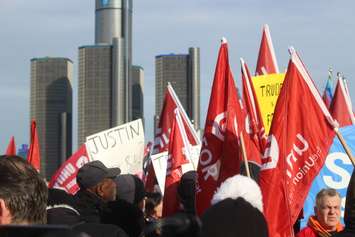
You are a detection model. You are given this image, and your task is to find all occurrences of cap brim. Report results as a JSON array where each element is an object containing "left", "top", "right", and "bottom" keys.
[{"left": 106, "top": 168, "right": 121, "bottom": 178}]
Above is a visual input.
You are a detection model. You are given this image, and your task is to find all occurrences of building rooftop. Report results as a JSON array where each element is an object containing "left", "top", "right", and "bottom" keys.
[
  {"left": 155, "top": 53, "right": 188, "bottom": 58},
  {"left": 31, "top": 57, "right": 73, "bottom": 63}
]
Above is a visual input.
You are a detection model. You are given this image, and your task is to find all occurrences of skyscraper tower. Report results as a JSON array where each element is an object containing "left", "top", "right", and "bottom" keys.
[
  {"left": 155, "top": 47, "right": 200, "bottom": 132},
  {"left": 30, "top": 57, "right": 73, "bottom": 179},
  {"left": 78, "top": 0, "right": 140, "bottom": 146}
]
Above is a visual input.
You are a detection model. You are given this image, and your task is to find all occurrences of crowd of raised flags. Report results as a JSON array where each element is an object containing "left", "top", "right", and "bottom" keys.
[{"left": 3, "top": 24, "right": 355, "bottom": 237}]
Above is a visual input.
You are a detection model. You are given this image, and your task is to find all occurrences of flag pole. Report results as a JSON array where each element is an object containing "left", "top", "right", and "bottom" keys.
[
  {"left": 239, "top": 133, "right": 251, "bottom": 178},
  {"left": 335, "top": 129, "right": 355, "bottom": 166}
]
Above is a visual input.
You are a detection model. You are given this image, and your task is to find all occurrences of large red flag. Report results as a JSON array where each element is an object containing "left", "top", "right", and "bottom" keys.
[
  {"left": 162, "top": 109, "right": 190, "bottom": 217},
  {"left": 146, "top": 85, "right": 200, "bottom": 192},
  {"left": 259, "top": 50, "right": 337, "bottom": 237},
  {"left": 27, "top": 120, "right": 41, "bottom": 171},
  {"left": 49, "top": 144, "right": 90, "bottom": 194},
  {"left": 330, "top": 77, "right": 355, "bottom": 127},
  {"left": 255, "top": 24, "right": 279, "bottom": 76},
  {"left": 5, "top": 136, "right": 16, "bottom": 156},
  {"left": 196, "top": 39, "right": 244, "bottom": 215},
  {"left": 241, "top": 58, "right": 266, "bottom": 152}
]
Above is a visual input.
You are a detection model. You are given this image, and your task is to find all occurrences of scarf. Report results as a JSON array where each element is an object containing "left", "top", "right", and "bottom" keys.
[{"left": 308, "top": 216, "right": 343, "bottom": 237}]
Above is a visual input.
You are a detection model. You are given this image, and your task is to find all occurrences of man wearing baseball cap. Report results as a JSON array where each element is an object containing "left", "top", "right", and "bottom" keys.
[{"left": 75, "top": 160, "right": 121, "bottom": 223}]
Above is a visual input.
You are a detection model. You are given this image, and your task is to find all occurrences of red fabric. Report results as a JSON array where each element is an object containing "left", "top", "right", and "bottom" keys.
[
  {"left": 330, "top": 79, "right": 354, "bottom": 127},
  {"left": 296, "top": 227, "right": 318, "bottom": 237},
  {"left": 162, "top": 115, "right": 189, "bottom": 217},
  {"left": 146, "top": 85, "right": 199, "bottom": 192},
  {"left": 255, "top": 25, "right": 279, "bottom": 75},
  {"left": 27, "top": 120, "right": 41, "bottom": 171},
  {"left": 196, "top": 40, "right": 244, "bottom": 215},
  {"left": 48, "top": 144, "right": 90, "bottom": 194},
  {"left": 259, "top": 51, "right": 336, "bottom": 237},
  {"left": 5, "top": 136, "right": 16, "bottom": 156},
  {"left": 241, "top": 60, "right": 266, "bottom": 152}
]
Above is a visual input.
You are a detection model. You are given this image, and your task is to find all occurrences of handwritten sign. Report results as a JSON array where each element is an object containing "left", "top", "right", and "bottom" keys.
[
  {"left": 251, "top": 73, "right": 285, "bottom": 134},
  {"left": 85, "top": 119, "right": 145, "bottom": 174}
]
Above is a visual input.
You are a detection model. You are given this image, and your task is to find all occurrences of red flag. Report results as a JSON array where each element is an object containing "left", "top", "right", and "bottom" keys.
[
  {"left": 255, "top": 24, "right": 279, "bottom": 76},
  {"left": 146, "top": 85, "right": 200, "bottom": 192},
  {"left": 196, "top": 39, "right": 244, "bottom": 215},
  {"left": 162, "top": 110, "right": 190, "bottom": 217},
  {"left": 5, "top": 136, "right": 16, "bottom": 156},
  {"left": 49, "top": 144, "right": 90, "bottom": 194},
  {"left": 241, "top": 58, "right": 266, "bottom": 151},
  {"left": 330, "top": 77, "right": 355, "bottom": 127},
  {"left": 259, "top": 50, "right": 336, "bottom": 237},
  {"left": 27, "top": 120, "right": 41, "bottom": 171}
]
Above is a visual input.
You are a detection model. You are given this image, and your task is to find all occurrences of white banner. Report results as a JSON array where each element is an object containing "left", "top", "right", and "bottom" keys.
[
  {"left": 151, "top": 145, "right": 201, "bottom": 195},
  {"left": 85, "top": 119, "right": 145, "bottom": 174}
]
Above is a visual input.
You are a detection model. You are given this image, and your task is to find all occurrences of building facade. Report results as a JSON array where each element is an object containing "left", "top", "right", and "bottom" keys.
[
  {"left": 155, "top": 47, "right": 200, "bottom": 132},
  {"left": 78, "top": 0, "right": 139, "bottom": 146},
  {"left": 132, "top": 65, "right": 144, "bottom": 122},
  {"left": 30, "top": 57, "right": 73, "bottom": 179}
]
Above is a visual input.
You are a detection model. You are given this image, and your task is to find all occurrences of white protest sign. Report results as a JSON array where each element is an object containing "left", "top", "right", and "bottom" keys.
[
  {"left": 151, "top": 144, "right": 201, "bottom": 195},
  {"left": 85, "top": 119, "right": 145, "bottom": 174}
]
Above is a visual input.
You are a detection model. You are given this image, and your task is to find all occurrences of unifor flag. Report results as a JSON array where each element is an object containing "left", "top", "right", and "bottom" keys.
[
  {"left": 196, "top": 38, "right": 244, "bottom": 215},
  {"left": 241, "top": 58, "right": 266, "bottom": 152},
  {"left": 330, "top": 76, "right": 355, "bottom": 127},
  {"left": 322, "top": 69, "right": 334, "bottom": 109},
  {"left": 5, "top": 136, "right": 16, "bottom": 156},
  {"left": 146, "top": 84, "right": 200, "bottom": 192},
  {"left": 259, "top": 49, "right": 337, "bottom": 237},
  {"left": 27, "top": 120, "right": 41, "bottom": 171},
  {"left": 49, "top": 144, "right": 90, "bottom": 194},
  {"left": 162, "top": 109, "right": 191, "bottom": 217},
  {"left": 255, "top": 24, "right": 279, "bottom": 76}
]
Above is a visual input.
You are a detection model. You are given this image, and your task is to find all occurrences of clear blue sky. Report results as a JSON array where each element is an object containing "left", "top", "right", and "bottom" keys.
[{"left": 1, "top": 0, "right": 355, "bottom": 152}]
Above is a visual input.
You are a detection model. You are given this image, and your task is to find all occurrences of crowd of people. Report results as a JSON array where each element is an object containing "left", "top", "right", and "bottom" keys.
[{"left": 0, "top": 154, "right": 355, "bottom": 237}]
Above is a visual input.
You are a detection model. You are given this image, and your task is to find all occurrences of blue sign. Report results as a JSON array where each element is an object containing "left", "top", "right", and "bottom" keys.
[{"left": 302, "top": 125, "right": 355, "bottom": 227}]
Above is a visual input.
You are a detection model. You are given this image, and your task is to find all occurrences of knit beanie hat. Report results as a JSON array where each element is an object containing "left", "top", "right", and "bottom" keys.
[
  {"left": 201, "top": 174, "right": 268, "bottom": 237},
  {"left": 115, "top": 174, "right": 145, "bottom": 206}
]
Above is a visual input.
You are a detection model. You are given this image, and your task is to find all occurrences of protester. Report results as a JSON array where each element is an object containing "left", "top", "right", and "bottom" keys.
[
  {"left": 145, "top": 192, "right": 163, "bottom": 237},
  {"left": 333, "top": 170, "right": 355, "bottom": 237},
  {"left": 177, "top": 171, "right": 197, "bottom": 215},
  {"left": 145, "top": 192, "right": 163, "bottom": 223},
  {"left": 102, "top": 174, "right": 146, "bottom": 237},
  {"left": 201, "top": 174, "right": 268, "bottom": 237},
  {"left": 75, "top": 160, "right": 120, "bottom": 223},
  {"left": 0, "top": 155, "right": 47, "bottom": 225},
  {"left": 296, "top": 188, "right": 343, "bottom": 237}
]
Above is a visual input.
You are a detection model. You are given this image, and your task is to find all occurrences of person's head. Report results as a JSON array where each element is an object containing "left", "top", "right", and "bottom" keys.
[
  {"left": 314, "top": 188, "right": 341, "bottom": 231},
  {"left": 145, "top": 192, "right": 163, "bottom": 219},
  {"left": 115, "top": 174, "right": 146, "bottom": 210},
  {"left": 177, "top": 171, "right": 197, "bottom": 214},
  {"left": 0, "top": 155, "right": 48, "bottom": 224},
  {"left": 76, "top": 160, "right": 120, "bottom": 201}
]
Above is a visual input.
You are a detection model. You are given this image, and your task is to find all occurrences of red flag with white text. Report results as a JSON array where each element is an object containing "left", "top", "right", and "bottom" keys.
[
  {"left": 146, "top": 85, "right": 200, "bottom": 192},
  {"left": 259, "top": 50, "right": 336, "bottom": 237},
  {"left": 196, "top": 39, "right": 244, "bottom": 215},
  {"left": 162, "top": 110, "right": 190, "bottom": 217},
  {"left": 241, "top": 58, "right": 266, "bottom": 152},
  {"left": 5, "top": 136, "right": 16, "bottom": 156},
  {"left": 255, "top": 24, "right": 279, "bottom": 76},
  {"left": 330, "top": 77, "right": 355, "bottom": 127},
  {"left": 27, "top": 120, "right": 41, "bottom": 171},
  {"left": 49, "top": 144, "right": 90, "bottom": 194}
]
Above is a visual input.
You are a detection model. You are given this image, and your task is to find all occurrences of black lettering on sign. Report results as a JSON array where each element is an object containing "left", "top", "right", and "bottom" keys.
[
  {"left": 130, "top": 121, "right": 140, "bottom": 138},
  {"left": 107, "top": 131, "right": 116, "bottom": 148},
  {"left": 267, "top": 113, "right": 274, "bottom": 126},
  {"left": 260, "top": 83, "right": 283, "bottom": 97},
  {"left": 87, "top": 136, "right": 99, "bottom": 155}
]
